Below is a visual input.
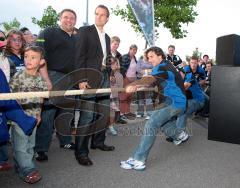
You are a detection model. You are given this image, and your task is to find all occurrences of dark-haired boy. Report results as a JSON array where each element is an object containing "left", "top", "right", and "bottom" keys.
[{"left": 9, "top": 46, "right": 48, "bottom": 184}]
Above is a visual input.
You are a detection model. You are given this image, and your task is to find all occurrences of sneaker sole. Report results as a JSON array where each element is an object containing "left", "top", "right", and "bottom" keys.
[
  {"left": 120, "top": 162, "right": 146, "bottom": 171},
  {"left": 174, "top": 135, "right": 189, "bottom": 146},
  {"left": 133, "top": 166, "right": 146, "bottom": 171}
]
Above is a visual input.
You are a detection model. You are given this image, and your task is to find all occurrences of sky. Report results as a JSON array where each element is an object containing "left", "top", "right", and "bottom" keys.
[{"left": 0, "top": 0, "right": 239, "bottom": 60}]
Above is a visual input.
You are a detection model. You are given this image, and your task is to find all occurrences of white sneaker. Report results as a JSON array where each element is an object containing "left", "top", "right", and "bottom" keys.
[
  {"left": 120, "top": 158, "right": 146, "bottom": 171},
  {"left": 109, "top": 126, "right": 117, "bottom": 135},
  {"left": 173, "top": 131, "right": 189, "bottom": 146},
  {"left": 145, "top": 115, "right": 150, "bottom": 120}
]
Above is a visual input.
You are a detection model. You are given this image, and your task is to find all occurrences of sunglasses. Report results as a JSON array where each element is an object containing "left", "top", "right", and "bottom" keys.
[{"left": 0, "top": 37, "right": 5, "bottom": 41}]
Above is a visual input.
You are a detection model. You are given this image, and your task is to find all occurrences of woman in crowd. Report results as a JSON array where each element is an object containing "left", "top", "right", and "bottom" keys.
[{"left": 3, "top": 30, "right": 26, "bottom": 77}]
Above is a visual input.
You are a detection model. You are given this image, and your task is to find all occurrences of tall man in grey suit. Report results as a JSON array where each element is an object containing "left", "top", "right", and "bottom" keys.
[{"left": 74, "top": 5, "right": 115, "bottom": 166}]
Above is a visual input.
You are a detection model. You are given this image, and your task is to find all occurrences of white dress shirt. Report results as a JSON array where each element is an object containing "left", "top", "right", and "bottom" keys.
[{"left": 95, "top": 25, "right": 107, "bottom": 66}]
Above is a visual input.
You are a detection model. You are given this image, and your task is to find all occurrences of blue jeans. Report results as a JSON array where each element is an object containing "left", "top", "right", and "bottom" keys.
[
  {"left": 137, "top": 91, "right": 154, "bottom": 116},
  {"left": 11, "top": 123, "right": 37, "bottom": 177},
  {"left": 35, "top": 70, "right": 72, "bottom": 152},
  {"left": 177, "top": 99, "right": 205, "bottom": 130},
  {"left": 132, "top": 105, "right": 184, "bottom": 162},
  {"left": 0, "top": 144, "right": 8, "bottom": 164}
]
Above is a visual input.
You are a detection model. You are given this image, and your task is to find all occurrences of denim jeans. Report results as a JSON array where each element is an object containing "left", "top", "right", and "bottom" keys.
[
  {"left": 177, "top": 99, "right": 205, "bottom": 130},
  {"left": 11, "top": 123, "right": 37, "bottom": 177},
  {"left": 35, "top": 70, "right": 72, "bottom": 152},
  {"left": 0, "top": 144, "right": 8, "bottom": 164},
  {"left": 137, "top": 91, "right": 154, "bottom": 116},
  {"left": 132, "top": 105, "right": 184, "bottom": 162}
]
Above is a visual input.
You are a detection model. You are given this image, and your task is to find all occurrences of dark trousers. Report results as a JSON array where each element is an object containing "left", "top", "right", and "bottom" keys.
[
  {"left": 35, "top": 71, "right": 72, "bottom": 152},
  {"left": 75, "top": 96, "right": 110, "bottom": 157}
]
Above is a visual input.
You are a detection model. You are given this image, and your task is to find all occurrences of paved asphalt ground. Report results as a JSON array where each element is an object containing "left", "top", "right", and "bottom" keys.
[{"left": 1, "top": 116, "right": 240, "bottom": 188}]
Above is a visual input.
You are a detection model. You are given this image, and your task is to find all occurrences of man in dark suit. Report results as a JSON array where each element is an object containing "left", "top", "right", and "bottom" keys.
[{"left": 74, "top": 4, "right": 115, "bottom": 166}]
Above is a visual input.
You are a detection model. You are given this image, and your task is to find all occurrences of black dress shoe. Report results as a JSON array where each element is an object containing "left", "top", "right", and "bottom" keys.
[
  {"left": 90, "top": 144, "right": 115, "bottom": 151},
  {"left": 35, "top": 152, "right": 48, "bottom": 162},
  {"left": 76, "top": 156, "right": 93, "bottom": 166},
  {"left": 166, "top": 137, "right": 174, "bottom": 142}
]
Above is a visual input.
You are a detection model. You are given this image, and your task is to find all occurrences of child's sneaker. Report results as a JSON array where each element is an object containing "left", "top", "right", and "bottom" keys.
[
  {"left": 109, "top": 126, "right": 117, "bottom": 135},
  {"left": 120, "top": 158, "right": 145, "bottom": 171},
  {"left": 136, "top": 114, "right": 143, "bottom": 118},
  {"left": 173, "top": 131, "right": 189, "bottom": 145},
  {"left": 145, "top": 115, "right": 150, "bottom": 120}
]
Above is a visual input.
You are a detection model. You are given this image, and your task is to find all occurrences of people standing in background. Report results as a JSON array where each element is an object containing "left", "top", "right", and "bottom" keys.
[
  {"left": 109, "top": 57, "right": 123, "bottom": 135},
  {"left": 136, "top": 53, "right": 153, "bottom": 120},
  {"left": 3, "top": 30, "right": 25, "bottom": 77},
  {"left": 111, "top": 36, "right": 122, "bottom": 60},
  {"left": 20, "top": 27, "right": 35, "bottom": 46},
  {"left": 205, "top": 62, "right": 212, "bottom": 96},
  {"left": 120, "top": 44, "right": 138, "bottom": 120},
  {"left": 167, "top": 45, "right": 182, "bottom": 67},
  {"left": 110, "top": 36, "right": 127, "bottom": 124},
  {"left": 199, "top": 54, "right": 209, "bottom": 71}
]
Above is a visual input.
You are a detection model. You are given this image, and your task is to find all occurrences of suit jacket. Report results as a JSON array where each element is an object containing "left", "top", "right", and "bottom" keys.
[{"left": 75, "top": 25, "right": 111, "bottom": 89}]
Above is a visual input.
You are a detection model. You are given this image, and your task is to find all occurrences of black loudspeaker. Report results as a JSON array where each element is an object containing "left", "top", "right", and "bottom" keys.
[
  {"left": 208, "top": 66, "right": 240, "bottom": 144},
  {"left": 216, "top": 34, "right": 240, "bottom": 66}
]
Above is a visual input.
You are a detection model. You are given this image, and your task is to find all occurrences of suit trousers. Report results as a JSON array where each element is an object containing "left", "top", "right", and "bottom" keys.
[{"left": 74, "top": 96, "right": 110, "bottom": 157}]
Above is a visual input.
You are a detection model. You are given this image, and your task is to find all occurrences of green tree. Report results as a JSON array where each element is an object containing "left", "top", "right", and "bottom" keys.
[
  {"left": 192, "top": 47, "right": 202, "bottom": 59},
  {"left": 0, "top": 18, "right": 21, "bottom": 32},
  {"left": 112, "top": 0, "right": 198, "bottom": 40},
  {"left": 185, "top": 47, "right": 202, "bottom": 63},
  {"left": 32, "top": 6, "right": 59, "bottom": 29}
]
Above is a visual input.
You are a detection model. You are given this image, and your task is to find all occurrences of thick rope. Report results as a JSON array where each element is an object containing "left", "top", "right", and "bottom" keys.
[{"left": 0, "top": 87, "right": 158, "bottom": 100}]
